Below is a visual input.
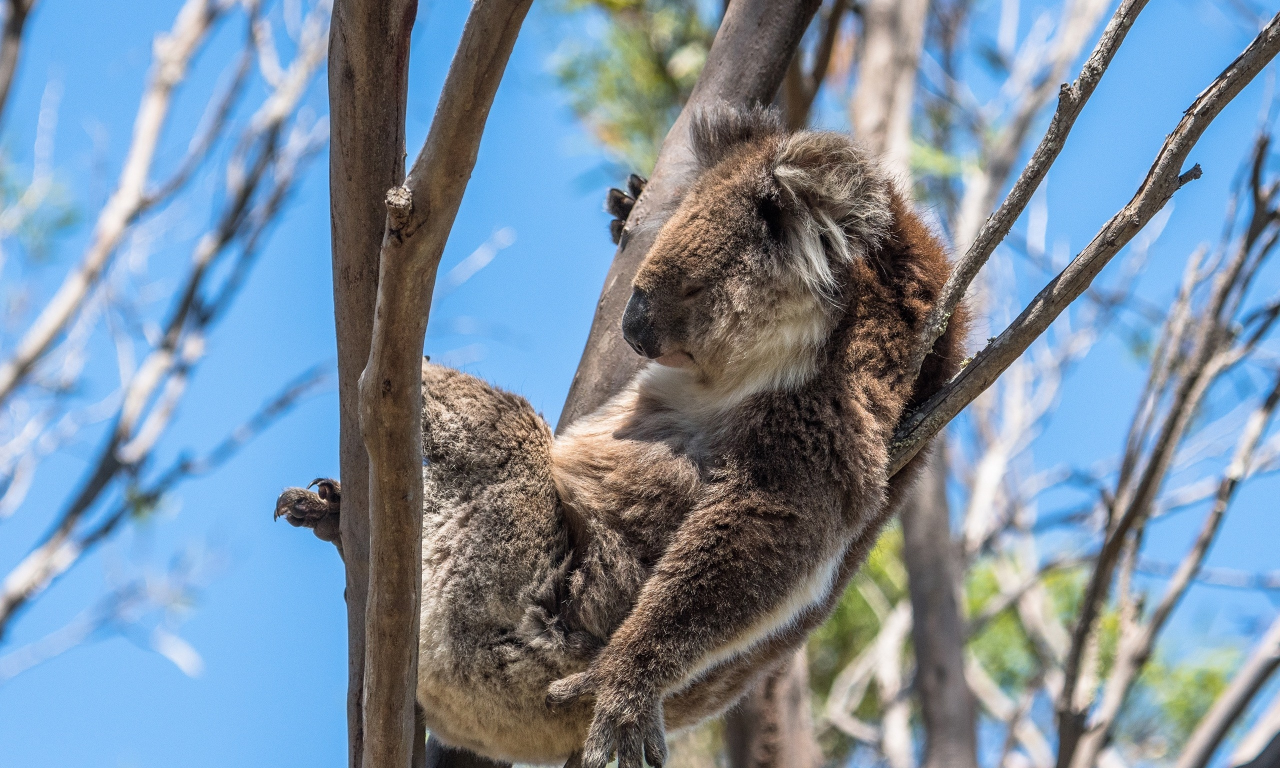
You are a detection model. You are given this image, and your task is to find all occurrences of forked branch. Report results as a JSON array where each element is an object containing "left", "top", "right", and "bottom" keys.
[{"left": 356, "top": 2, "right": 533, "bottom": 767}]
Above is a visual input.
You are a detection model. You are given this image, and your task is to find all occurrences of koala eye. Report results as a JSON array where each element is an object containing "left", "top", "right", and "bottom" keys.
[{"left": 681, "top": 284, "right": 705, "bottom": 300}]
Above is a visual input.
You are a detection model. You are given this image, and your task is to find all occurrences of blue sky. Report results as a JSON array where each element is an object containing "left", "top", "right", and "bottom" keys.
[{"left": 0, "top": 0, "right": 1275, "bottom": 766}]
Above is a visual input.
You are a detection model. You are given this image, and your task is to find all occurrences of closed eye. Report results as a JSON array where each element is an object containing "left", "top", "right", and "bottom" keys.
[{"left": 681, "top": 284, "right": 705, "bottom": 300}]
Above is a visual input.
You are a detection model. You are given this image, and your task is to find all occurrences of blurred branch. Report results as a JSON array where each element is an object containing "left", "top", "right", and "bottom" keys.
[
  {"left": 1177, "top": 612, "right": 1280, "bottom": 768},
  {"left": 1136, "top": 560, "right": 1280, "bottom": 591},
  {"left": 1069, "top": 371, "right": 1280, "bottom": 768},
  {"left": 1231, "top": 693, "right": 1280, "bottom": 767},
  {"left": 0, "top": 7, "right": 328, "bottom": 642},
  {"left": 0, "top": 0, "right": 228, "bottom": 408},
  {"left": 0, "top": 358, "right": 326, "bottom": 645},
  {"left": 0, "top": 0, "right": 36, "bottom": 127},
  {"left": 850, "top": 0, "right": 929, "bottom": 178},
  {"left": 0, "top": 548, "right": 215, "bottom": 682}
]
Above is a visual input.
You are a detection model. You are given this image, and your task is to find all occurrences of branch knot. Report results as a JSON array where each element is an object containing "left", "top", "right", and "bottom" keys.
[{"left": 385, "top": 185, "right": 414, "bottom": 231}]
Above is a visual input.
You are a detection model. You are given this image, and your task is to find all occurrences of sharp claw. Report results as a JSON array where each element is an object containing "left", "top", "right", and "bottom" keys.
[
  {"left": 627, "top": 173, "right": 646, "bottom": 198},
  {"left": 606, "top": 187, "right": 635, "bottom": 220},
  {"left": 610, "top": 219, "right": 624, "bottom": 245}
]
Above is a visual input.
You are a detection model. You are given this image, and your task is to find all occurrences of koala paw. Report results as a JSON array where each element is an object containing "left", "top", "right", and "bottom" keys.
[
  {"left": 606, "top": 173, "right": 647, "bottom": 246},
  {"left": 548, "top": 670, "right": 666, "bottom": 768},
  {"left": 275, "top": 478, "right": 341, "bottom": 544}
]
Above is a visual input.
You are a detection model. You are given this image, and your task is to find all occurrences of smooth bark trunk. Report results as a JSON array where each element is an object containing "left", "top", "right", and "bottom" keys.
[
  {"left": 901, "top": 445, "right": 980, "bottom": 768},
  {"left": 328, "top": 0, "right": 416, "bottom": 764}
]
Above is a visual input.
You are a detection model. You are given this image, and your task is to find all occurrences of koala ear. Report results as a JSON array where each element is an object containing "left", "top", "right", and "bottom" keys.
[
  {"left": 756, "top": 190, "right": 787, "bottom": 242},
  {"left": 689, "top": 103, "right": 784, "bottom": 172},
  {"left": 772, "top": 131, "right": 894, "bottom": 265}
]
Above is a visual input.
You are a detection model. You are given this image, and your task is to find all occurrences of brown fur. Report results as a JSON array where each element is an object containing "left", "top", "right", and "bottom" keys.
[{"left": 277, "top": 106, "right": 966, "bottom": 766}]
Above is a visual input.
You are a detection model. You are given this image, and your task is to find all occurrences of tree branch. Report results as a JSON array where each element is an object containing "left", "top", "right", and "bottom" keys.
[
  {"left": 1177, "top": 612, "right": 1280, "bottom": 768},
  {"left": 0, "top": 0, "right": 227, "bottom": 408},
  {"left": 357, "top": 2, "right": 531, "bottom": 767},
  {"left": 907, "top": 0, "right": 1148, "bottom": 382},
  {"left": 326, "top": 0, "right": 416, "bottom": 762},
  {"left": 1068, "top": 371, "right": 1280, "bottom": 768},
  {"left": 889, "top": 12, "right": 1280, "bottom": 477}
]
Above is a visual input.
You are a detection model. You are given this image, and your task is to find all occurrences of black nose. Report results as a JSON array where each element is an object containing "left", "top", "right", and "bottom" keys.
[{"left": 622, "top": 287, "right": 661, "bottom": 359}]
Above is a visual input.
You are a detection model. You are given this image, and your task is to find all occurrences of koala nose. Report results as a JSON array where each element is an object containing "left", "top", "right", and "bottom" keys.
[{"left": 622, "top": 287, "right": 662, "bottom": 359}]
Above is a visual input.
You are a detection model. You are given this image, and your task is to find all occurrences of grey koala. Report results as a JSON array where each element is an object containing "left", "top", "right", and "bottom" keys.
[{"left": 277, "top": 106, "right": 966, "bottom": 768}]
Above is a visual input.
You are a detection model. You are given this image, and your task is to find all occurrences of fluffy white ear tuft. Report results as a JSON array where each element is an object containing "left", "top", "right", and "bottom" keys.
[{"left": 772, "top": 132, "right": 894, "bottom": 298}]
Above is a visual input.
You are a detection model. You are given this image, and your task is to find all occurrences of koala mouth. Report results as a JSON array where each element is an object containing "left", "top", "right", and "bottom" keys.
[{"left": 656, "top": 351, "right": 695, "bottom": 368}]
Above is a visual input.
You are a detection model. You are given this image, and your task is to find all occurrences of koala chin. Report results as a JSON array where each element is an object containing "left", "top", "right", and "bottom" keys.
[{"left": 278, "top": 105, "right": 967, "bottom": 767}]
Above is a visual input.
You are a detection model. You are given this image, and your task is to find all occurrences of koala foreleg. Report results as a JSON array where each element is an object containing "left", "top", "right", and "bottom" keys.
[{"left": 549, "top": 496, "right": 845, "bottom": 768}]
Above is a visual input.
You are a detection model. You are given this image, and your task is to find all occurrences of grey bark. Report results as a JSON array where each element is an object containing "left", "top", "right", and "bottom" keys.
[
  {"left": 358, "top": 2, "right": 532, "bottom": 767},
  {"left": 901, "top": 445, "right": 980, "bottom": 768},
  {"left": 724, "top": 651, "right": 823, "bottom": 768},
  {"left": 327, "top": 0, "right": 416, "bottom": 764}
]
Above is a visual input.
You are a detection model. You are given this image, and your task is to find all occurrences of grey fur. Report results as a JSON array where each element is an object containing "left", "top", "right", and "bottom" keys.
[{"left": 277, "top": 107, "right": 967, "bottom": 767}]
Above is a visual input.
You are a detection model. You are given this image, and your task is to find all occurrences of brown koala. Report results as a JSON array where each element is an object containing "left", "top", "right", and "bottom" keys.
[{"left": 277, "top": 106, "right": 965, "bottom": 767}]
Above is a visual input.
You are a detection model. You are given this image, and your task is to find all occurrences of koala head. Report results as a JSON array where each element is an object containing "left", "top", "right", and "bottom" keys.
[{"left": 622, "top": 105, "right": 895, "bottom": 396}]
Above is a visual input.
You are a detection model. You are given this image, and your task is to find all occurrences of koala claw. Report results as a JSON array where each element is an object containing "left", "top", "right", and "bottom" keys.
[
  {"left": 548, "top": 670, "right": 666, "bottom": 768},
  {"left": 606, "top": 174, "right": 648, "bottom": 246},
  {"left": 274, "top": 478, "right": 342, "bottom": 544}
]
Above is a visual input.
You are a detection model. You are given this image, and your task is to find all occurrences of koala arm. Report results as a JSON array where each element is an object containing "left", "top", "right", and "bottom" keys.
[{"left": 550, "top": 495, "right": 843, "bottom": 768}]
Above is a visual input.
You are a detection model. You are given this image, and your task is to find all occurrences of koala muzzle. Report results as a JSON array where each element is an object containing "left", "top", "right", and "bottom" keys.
[{"left": 622, "top": 287, "right": 662, "bottom": 359}]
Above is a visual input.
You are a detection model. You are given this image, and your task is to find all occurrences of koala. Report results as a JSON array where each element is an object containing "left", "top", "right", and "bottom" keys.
[{"left": 276, "top": 106, "right": 966, "bottom": 768}]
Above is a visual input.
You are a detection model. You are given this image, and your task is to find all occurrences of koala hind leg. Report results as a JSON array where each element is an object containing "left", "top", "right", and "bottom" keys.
[
  {"left": 417, "top": 361, "right": 589, "bottom": 763},
  {"left": 275, "top": 478, "right": 342, "bottom": 557}
]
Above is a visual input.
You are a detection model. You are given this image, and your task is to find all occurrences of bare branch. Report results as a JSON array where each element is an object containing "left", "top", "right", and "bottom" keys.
[
  {"left": 325, "top": 0, "right": 416, "bottom": 760},
  {"left": 1231, "top": 693, "right": 1280, "bottom": 767},
  {"left": 0, "top": 0, "right": 226, "bottom": 408},
  {"left": 357, "top": 2, "right": 532, "bottom": 766},
  {"left": 1067, "top": 372, "right": 1280, "bottom": 768},
  {"left": 1177, "top": 612, "right": 1280, "bottom": 768},
  {"left": 0, "top": 15, "right": 327, "bottom": 642},
  {"left": 906, "top": 0, "right": 1148, "bottom": 382},
  {"left": 890, "top": 12, "right": 1280, "bottom": 476}
]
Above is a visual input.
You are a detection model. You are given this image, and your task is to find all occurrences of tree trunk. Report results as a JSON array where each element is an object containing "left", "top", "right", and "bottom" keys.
[
  {"left": 328, "top": 1, "right": 416, "bottom": 765},
  {"left": 724, "top": 650, "right": 823, "bottom": 768},
  {"left": 901, "top": 445, "right": 980, "bottom": 768},
  {"left": 850, "top": 0, "right": 929, "bottom": 180}
]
